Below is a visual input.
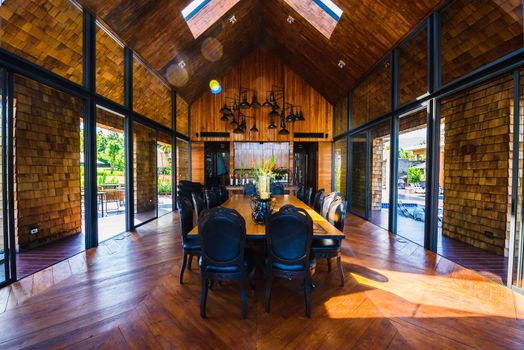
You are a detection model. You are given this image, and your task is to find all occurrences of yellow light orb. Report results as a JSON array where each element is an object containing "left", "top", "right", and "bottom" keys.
[{"left": 209, "top": 80, "right": 220, "bottom": 90}]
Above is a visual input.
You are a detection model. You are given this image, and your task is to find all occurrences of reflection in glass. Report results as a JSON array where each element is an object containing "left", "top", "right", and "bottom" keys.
[
  {"left": 396, "top": 110, "right": 427, "bottom": 246},
  {"left": 0, "top": 0, "right": 83, "bottom": 84},
  {"left": 441, "top": 0, "right": 523, "bottom": 85},
  {"left": 177, "top": 138, "right": 190, "bottom": 185},
  {"left": 134, "top": 123, "right": 157, "bottom": 225},
  {"left": 96, "top": 24, "right": 124, "bottom": 104},
  {"left": 334, "top": 138, "right": 348, "bottom": 198},
  {"left": 96, "top": 108, "right": 126, "bottom": 240},
  {"left": 350, "top": 134, "right": 367, "bottom": 217},
  {"left": 399, "top": 26, "right": 428, "bottom": 105},
  {"left": 369, "top": 121, "right": 391, "bottom": 230}
]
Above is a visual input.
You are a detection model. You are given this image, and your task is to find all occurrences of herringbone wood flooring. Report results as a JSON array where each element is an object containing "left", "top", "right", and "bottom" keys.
[{"left": 0, "top": 213, "right": 523, "bottom": 349}]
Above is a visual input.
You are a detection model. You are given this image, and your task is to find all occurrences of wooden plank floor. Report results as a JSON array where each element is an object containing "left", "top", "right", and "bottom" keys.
[{"left": 0, "top": 213, "right": 523, "bottom": 349}]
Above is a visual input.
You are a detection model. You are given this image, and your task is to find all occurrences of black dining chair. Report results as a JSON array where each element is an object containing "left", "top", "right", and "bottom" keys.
[
  {"left": 312, "top": 201, "right": 346, "bottom": 287},
  {"left": 321, "top": 192, "right": 340, "bottom": 219},
  {"left": 192, "top": 192, "right": 206, "bottom": 225},
  {"left": 198, "top": 207, "right": 255, "bottom": 319},
  {"left": 303, "top": 187, "right": 313, "bottom": 205},
  {"left": 313, "top": 189, "right": 325, "bottom": 213},
  {"left": 296, "top": 184, "right": 305, "bottom": 201},
  {"left": 219, "top": 185, "right": 229, "bottom": 204},
  {"left": 265, "top": 205, "right": 316, "bottom": 317},
  {"left": 204, "top": 189, "right": 218, "bottom": 209},
  {"left": 211, "top": 186, "right": 222, "bottom": 205},
  {"left": 243, "top": 183, "right": 256, "bottom": 196},
  {"left": 270, "top": 183, "right": 285, "bottom": 195},
  {"left": 177, "top": 197, "right": 200, "bottom": 284}
]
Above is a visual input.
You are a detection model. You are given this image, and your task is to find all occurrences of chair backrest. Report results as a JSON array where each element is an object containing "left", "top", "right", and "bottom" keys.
[
  {"left": 265, "top": 205, "right": 313, "bottom": 267},
  {"left": 270, "top": 183, "right": 285, "bottom": 195},
  {"left": 243, "top": 183, "right": 256, "bottom": 196},
  {"left": 313, "top": 189, "right": 325, "bottom": 213},
  {"left": 192, "top": 192, "right": 205, "bottom": 224},
  {"left": 303, "top": 187, "right": 313, "bottom": 205},
  {"left": 321, "top": 192, "right": 340, "bottom": 218},
  {"left": 219, "top": 185, "right": 228, "bottom": 203},
  {"left": 327, "top": 197, "right": 342, "bottom": 224},
  {"left": 198, "top": 207, "right": 246, "bottom": 268},
  {"left": 296, "top": 185, "right": 305, "bottom": 201},
  {"left": 211, "top": 186, "right": 222, "bottom": 204},
  {"left": 204, "top": 189, "right": 218, "bottom": 209},
  {"left": 330, "top": 201, "right": 346, "bottom": 232},
  {"left": 177, "top": 196, "right": 194, "bottom": 243}
]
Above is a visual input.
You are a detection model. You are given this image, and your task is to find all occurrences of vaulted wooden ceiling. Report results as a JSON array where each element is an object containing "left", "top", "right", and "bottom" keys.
[{"left": 78, "top": 0, "right": 444, "bottom": 104}]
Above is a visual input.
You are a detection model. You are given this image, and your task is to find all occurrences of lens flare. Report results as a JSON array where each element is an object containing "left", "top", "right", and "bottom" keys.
[{"left": 201, "top": 37, "right": 223, "bottom": 62}]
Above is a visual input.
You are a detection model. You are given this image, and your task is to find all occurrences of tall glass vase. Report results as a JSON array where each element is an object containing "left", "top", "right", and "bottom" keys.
[{"left": 257, "top": 175, "right": 270, "bottom": 198}]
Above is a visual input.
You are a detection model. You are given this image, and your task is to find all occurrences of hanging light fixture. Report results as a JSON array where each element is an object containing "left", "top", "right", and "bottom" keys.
[
  {"left": 220, "top": 114, "right": 229, "bottom": 121},
  {"left": 269, "top": 89, "right": 276, "bottom": 103},
  {"left": 268, "top": 116, "right": 277, "bottom": 129},
  {"left": 262, "top": 96, "right": 272, "bottom": 108},
  {"left": 250, "top": 117, "right": 259, "bottom": 132},
  {"left": 239, "top": 93, "right": 250, "bottom": 109},
  {"left": 286, "top": 104, "right": 296, "bottom": 123},
  {"left": 297, "top": 109, "right": 305, "bottom": 121},
  {"left": 250, "top": 89, "right": 261, "bottom": 108},
  {"left": 279, "top": 109, "right": 289, "bottom": 135},
  {"left": 269, "top": 106, "right": 279, "bottom": 117},
  {"left": 219, "top": 103, "right": 232, "bottom": 115}
]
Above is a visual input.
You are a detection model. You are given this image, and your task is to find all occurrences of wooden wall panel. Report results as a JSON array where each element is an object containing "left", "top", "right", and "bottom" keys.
[
  {"left": 190, "top": 141, "right": 204, "bottom": 184},
  {"left": 190, "top": 46, "right": 333, "bottom": 142},
  {"left": 318, "top": 142, "right": 332, "bottom": 193},
  {"left": 176, "top": 97, "right": 189, "bottom": 136}
]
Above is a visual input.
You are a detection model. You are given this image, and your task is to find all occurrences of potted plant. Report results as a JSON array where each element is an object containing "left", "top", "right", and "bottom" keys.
[{"left": 252, "top": 155, "right": 276, "bottom": 198}]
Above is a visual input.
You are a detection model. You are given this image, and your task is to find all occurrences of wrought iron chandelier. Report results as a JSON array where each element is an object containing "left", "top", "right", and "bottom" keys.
[{"left": 218, "top": 84, "right": 305, "bottom": 134}]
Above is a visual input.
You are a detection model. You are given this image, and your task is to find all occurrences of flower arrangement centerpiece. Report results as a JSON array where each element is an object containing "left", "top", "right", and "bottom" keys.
[{"left": 252, "top": 155, "right": 276, "bottom": 199}]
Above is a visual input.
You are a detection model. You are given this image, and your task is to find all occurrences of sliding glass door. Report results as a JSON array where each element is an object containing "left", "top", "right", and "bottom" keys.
[
  {"left": 396, "top": 110, "right": 427, "bottom": 246},
  {"left": 349, "top": 133, "right": 368, "bottom": 218},
  {"left": 0, "top": 68, "right": 6, "bottom": 285}
]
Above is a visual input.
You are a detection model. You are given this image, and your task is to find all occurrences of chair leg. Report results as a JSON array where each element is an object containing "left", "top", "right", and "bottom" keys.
[
  {"left": 265, "top": 274, "right": 273, "bottom": 313},
  {"left": 327, "top": 258, "right": 332, "bottom": 272},
  {"left": 337, "top": 255, "right": 344, "bottom": 287},
  {"left": 180, "top": 253, "right": 188, "bottom": 284},
  {"left": 240, "top": 277, "right": 247, "bottom": 319},
  {"left": 304, "top": 274, "right": 312, "bottom": 318},
  {"left": 200, "top": 273, "right": 208, "bottom": 318},
  {"left": 188, "top": 255, "right": 194, "bottom": 271}
]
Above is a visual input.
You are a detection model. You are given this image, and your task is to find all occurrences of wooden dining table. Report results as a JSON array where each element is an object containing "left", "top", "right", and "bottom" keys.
[{"left": 188, "top": 194, "right": 345, "bottom": 240}]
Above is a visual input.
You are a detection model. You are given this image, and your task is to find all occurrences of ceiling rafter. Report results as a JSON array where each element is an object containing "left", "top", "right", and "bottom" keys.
[{"left": 77, "top": 0, "right": 444, "bottom": 104}]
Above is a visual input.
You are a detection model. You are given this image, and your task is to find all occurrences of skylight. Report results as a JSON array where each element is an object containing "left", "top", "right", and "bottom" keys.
[
  {"left": 285, "top": 0, "right": 343, "bottom": 39},
  {"left": 181, "top": 0, "right": 240, "bottom": 39}
]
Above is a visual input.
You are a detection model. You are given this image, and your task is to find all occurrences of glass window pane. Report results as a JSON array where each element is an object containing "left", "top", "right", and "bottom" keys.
[
  {"left": 396, "top": 110, "right": 427, "bottom": 246},
  {"left": 334, "top": 95, "right": 348, "bottom": 136},
  {"left": 176, "top": 97, "right": 189, "bottom": 136},
  {"left": 96, "top": 25, "right": 124, "bottom": 104},
  {"left": 133, "top": 58, "right": 172, "bottom": 128},
  {"left": 157, "top": 131, "right": 173, "bottom": 217},
  {"left": 349, "top": 134, "right": 367, "bottom": 217},
  {"left": 440, "top": 74, "right": 514, "bottom": 285},
  {"left": 0, "top": 0, "right": 83, "bottom": 84},
  {"left": 0, "top": 69, "right": 4, "bottom": 284},
  {"left": 14, "top": 74, "right": 84, "bottom": 278},
  {"left": 369, "top": 121, "right": 391, "bottom": 230},
  {"left": 512, "top": 70, "right": 524, "bottom": 288},
  {"left": 334, "top": 138, "right": 347, "bottom": 199},
  {"left": 134, "top": 122, "right": 157, "bottom": 225},
  {"left": 441, "top": 0, "right": 523, "bottom": 85},
  {"left": 96, "top": 108, "right": 126, "bottom": 241},
  {"left": 399, "top": 26, "right": 428, "bottom": 105},
  {"left": 176, "top": 138, "right": 190, "bottom": 185},
  {"left": 352, "top": 59, "right": 392, "bottom": 129}
]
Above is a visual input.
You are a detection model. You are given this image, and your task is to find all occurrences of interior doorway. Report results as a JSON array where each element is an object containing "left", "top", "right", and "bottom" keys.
[
  {"left": 204, "top": 142, "right": 230, "bottom": 188},
  {"left": 293, "top": 142, "right": 318, "bottom": 192}
]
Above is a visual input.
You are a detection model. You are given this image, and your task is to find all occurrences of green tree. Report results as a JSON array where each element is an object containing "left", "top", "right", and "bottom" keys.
[{"left": 408, "top": 167, "right": 424, "bottom": 184}]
